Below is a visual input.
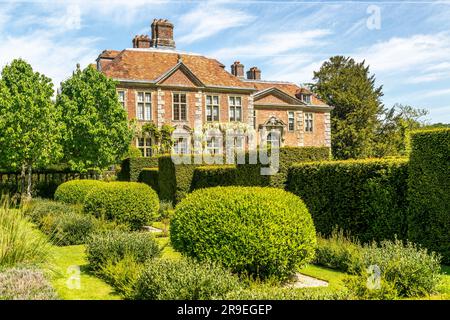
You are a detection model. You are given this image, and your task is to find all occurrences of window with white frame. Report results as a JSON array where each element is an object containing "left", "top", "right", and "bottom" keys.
[
  {"left": 288, "top": 112, "right": 295, "bottom": 131},
  {"left": 229, "top": 96, "right": 242, "bottom": 122},
  {"left": 206, "top": 95, "right": 219, "bottom": 122},
  {"left": 118, "top": 91, "right": 126, "bottom": 109},
  {"left": 173, "top": 137, "right": 188, "bottom": 154},
  {"left": 173, "top": 93, "right": 187, "bottom": 121},
  {"left": 137, "top": 137, "right": 152, "bottom": 157},
  {"left": 137, "top": 92, "right": 151, "bottom": 121},
  {"left": 206, "top": 136, "right": 221, "bottom": 155},
  {"left": 300, "top": 94, "right": 312, "bottom": 104},
  {"left": 304, "top": 112, "right": 313, "bottom": 132}
]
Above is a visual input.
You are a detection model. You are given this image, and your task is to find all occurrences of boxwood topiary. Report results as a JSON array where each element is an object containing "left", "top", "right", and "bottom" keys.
[
  {"left": 170, "top": 186, "right": 316, "bottom": 281},
  {"left": 54, "top": 179, "right": 104, "bottom": 204},
  {"left": 83, "top": 182, "right": 159, "bottom": 229}
]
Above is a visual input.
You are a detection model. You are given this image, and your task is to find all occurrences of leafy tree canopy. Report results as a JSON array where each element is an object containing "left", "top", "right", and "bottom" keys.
[
  {"left": 56, "top": 64, "right": 133, "bottom": 172},
  {"left": 0, "top": 59, "right": 62, "bottom": 195},
  {"left": 311, "top": 56, "right": 384, "bottom": 159}
]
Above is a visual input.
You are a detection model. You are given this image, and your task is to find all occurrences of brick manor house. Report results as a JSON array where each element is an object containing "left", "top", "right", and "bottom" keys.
[{"left": 96, "top": 19, "right": 332, "bottom": 156}]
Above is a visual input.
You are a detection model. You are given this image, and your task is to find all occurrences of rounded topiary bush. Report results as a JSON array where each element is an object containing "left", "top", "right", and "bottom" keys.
[
  {"left": 83, "top": 182, "right": 159, "bottom": 229},
  {"left": 170, "top": 186, "right": 316, "bottom": 280},
  {"left": 54, "top": 180, "right": 104, "bottom": 204}
]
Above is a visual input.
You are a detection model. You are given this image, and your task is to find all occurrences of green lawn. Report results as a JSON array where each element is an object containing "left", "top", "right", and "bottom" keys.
[
  {"left": 42, "top": 238, "right": 450, "bottom": 301},
  {"left": 299, "top": 264, "right": 351, "bottom": 291},
  {"left": 155, "top": 236, "right": 182, "bottom": 260},
  {"left": 46, "top": 245, "right": 121, "bottom": 300}
]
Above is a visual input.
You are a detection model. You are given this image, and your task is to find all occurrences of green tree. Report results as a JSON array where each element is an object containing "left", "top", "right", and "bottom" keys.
[
  {"left": 374, "top": 104, "right": 428, "bottom": 157},
  {"left": 311, "top": 56, "right": 384, "bottom": 159},
  {"left": 56, "top": 65, "right": 133, "bottom": 172},
  {"left": 0, "top": 59, "right": 62, "bottom": 197}
]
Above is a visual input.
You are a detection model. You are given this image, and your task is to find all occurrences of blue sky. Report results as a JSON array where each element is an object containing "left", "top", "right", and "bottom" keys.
[{"left": 0, "top": 0, "right": 449, "bottom": 123}]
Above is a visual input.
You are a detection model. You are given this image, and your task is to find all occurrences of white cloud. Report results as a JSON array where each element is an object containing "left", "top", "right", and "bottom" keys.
[
  {"left": 422, "top": 88, "right": 450, "bottom": 98},
  {"left": 177, "top": 4, "right": 254, "bottom": 44},
  {"left": 0, "top": 31, "right": 99, "bottom": 90},
  {"left": 211, "top": 29, "right": 331, "bottom": 60},
  {"left": 355, "top": 32, "right": 450, "bottom": 84}
]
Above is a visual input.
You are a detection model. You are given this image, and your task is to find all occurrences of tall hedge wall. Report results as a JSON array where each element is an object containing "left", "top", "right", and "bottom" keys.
[
  {"left": 192, "top": 165, "right": 237, "bottom": 190},
  {"left": 407, "top": 129, "right": 449, "bottom": 263},
  {"left": 138, "top": 168, "right": 159, "bottom": 193},
  {"left": 158, "top": 147, "right": 330, "bottom": 203},
  {"left": 287, "top": 158, "right": 409, "bottom": 243},
  {"left": 117, "top": 157, "right": 159, "bottom": 182},
  {"left": 236, "top": 147, "right": 331, "bottom": 188}
]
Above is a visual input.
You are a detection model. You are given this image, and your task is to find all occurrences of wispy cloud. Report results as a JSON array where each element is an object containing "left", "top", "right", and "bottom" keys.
[
  {"left": 177, "top": 3, "right": 254, "bottom": 44},
  {"left": 355, "top": 32, "right": 450, "bottom": 84},
  {"left": 211, "top": 29, "right": 331, "bottom": 60}
]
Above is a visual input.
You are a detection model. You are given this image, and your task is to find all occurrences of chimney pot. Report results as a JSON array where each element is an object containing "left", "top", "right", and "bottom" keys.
[
  {"left": 231, "top": 61, "right": 245, "bottom": 78},
  {"left": 132, "top": 35, "right": 150, "bottom": 48},
  {"left": 150, "top": 18, "right": 176, "bottom": 48},
  {"left": 246, "top": 66, "right": 261, "bottom": 80}
]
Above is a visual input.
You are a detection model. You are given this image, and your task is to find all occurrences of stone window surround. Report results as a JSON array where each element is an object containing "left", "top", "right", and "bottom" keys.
[
  {"left": 228, "top": 95, "right": 243, "bottom": 122},
  {"left": 205, "top": 94, "right": 220, "bottom": 122},
  {"left": 304, "top": 112, "right": 314, "bottom": 133},
  {"left": 135, "top": 90, "right": 152, "bottom": 121},
  {"left": 172, "top": 91, "right": 188, "bottom": 122},
  {"left": 136, "top": 136, "right": 152, "bottom": 157}
]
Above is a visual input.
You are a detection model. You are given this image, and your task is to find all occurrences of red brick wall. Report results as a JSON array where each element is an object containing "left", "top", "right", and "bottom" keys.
[{"left": 118, "top": 85, "right": 327, "bottom": 148}]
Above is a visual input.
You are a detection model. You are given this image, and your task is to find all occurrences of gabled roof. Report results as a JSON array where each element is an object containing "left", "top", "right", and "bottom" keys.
[
  {"left": 155, "top": 62, "right": 205, "bottom": 87},
  {"left": 245, "top": 80, "right": 327, "bottom": 106},
  {"left": 253, "top": 86, "right": 305, "bottom": 105},
  {"left": 101, "top": 49, "right": 255, "bottom": 90}
]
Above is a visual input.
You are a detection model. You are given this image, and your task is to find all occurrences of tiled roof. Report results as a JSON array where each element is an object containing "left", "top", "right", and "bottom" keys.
[
  {"left": 101, "top": 49, "right": 253, "bottom": 89},
  {"left": 98, "top": 50, "right": 121, "bottom": 59},
  {"left": 245, "top": 80, "right": 327, "bottom": 105}
]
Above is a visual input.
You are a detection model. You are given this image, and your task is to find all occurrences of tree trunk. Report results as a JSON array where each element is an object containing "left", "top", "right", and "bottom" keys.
[
  {"left": 26, "top": 163, "right": 32, "bottom": 199},
  {"left": 20, "top": 164, "right": 26, "bottom": 195}
]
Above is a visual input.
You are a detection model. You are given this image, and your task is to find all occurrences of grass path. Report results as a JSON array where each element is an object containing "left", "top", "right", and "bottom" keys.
[
  {"left": 46, "top": 245, "right": 120, "bottom": 300},
  {"left": 299, "top": 264, "right": 350, "bottom": 291}
]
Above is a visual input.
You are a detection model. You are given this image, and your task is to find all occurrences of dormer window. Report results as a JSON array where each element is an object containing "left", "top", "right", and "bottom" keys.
[{"left": 300, "top": 94, "right": 311, "bottom": 104}]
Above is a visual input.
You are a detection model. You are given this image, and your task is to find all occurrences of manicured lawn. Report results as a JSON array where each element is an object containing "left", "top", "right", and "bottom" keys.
[
  {"left": 299, "top": 264, "right": 350, "bottom": 291},
  {"left": 46, "top": 245, "right": 121, "bottom": 300},
  {"left": 155, "top": 236, "right": 182, "bottom": 260}
]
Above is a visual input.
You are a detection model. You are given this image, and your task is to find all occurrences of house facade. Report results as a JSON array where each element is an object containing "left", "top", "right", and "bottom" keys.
[{"left": 96, "top": 19, "right": 332, "bottom": 156}]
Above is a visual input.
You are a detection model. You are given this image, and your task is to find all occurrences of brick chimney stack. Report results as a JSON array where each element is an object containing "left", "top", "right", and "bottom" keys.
[
  {"left": 150, "top": 19, "right": 176, "bottom": 48},
  {"left": 231, "top": 61, "right": 244, "bottom": 78},
  {"left": 132, "top": 35, "right": 151, "bottom": 48},
  {"left": 246, "top": 67, "right": 261, "bottom": 80}
]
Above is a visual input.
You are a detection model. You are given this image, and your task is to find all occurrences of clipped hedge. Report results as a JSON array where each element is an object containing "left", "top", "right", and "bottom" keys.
[
  {"left": 287, "top": 158, "right": 409, "bottom": 243},
  {"left": 192, "top": 165, "right": 237, "bottom": 190},
  {"left": 54, "top": 179, "right": 104, "bottom": 204},
  {"left": 407, "top": 129, "right": 450, "bottom": 263},
  {"left": 118, "top": 157, "right": 159, "bottom": 182},
  {"left": 138, "top": 168, "right": 159, "bottom": 193},
  {"left": 236, "top": 147, "right": 331, "bottom": 188},
  {"left": 170, "top": 186, "right": 316, "bottom": 280},
  {"left": 158, "top": 147, "right": 330, "bottom": 203},
  {"left": 83, "top": 182, "right": 159, "bottom": 229},
  {"left": 158, "top": 155, "right": 205, "bottom": 203}
]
